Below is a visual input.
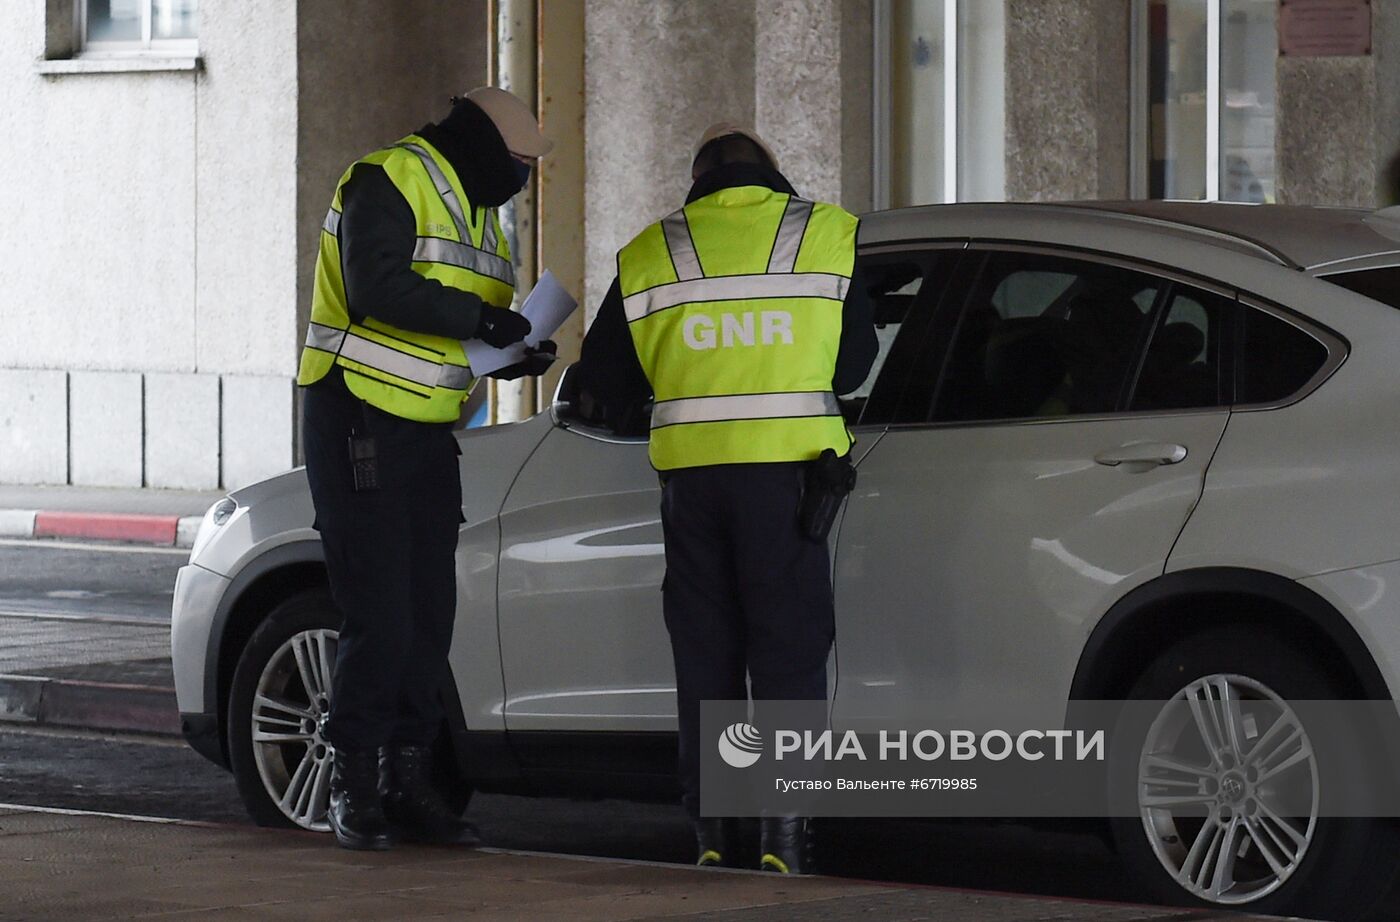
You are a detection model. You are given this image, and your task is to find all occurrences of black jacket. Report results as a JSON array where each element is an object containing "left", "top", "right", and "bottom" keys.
[{"left": 574, "top": 163, "right": 878, "bottom": 435}]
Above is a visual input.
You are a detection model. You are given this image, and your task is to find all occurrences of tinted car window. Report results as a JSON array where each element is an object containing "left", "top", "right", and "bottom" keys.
[
  {"left": 1235, "top": 307, "right": 1328, "bottom": 405},
  {"left": 1130, "top": 286, "right": 1230, "bottom": 411},
  {"left": 930, "top": 252, "right": 1163, "bottom": 423},
  {"left": 1320, "top": 266, "right": 1400, "bottom": 311},
  {"left": 852, "top": 251, "right": 961, "bottom": 427}
]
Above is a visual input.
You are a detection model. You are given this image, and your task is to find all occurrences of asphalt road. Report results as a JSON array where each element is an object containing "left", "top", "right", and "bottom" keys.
[{"left": 0, "top": 539, "right": 186, "bottom": 622}]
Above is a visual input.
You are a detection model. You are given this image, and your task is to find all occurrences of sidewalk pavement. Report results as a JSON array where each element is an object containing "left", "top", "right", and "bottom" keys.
[
  {"left": 0, "top": 805, "right": 1314, "bottom": 922},
  {"left": 0, "top": 484, "right": 225, "bottom": 547},
  {"left": 0, "top": 619, "right": 177, "bottom": 736}
]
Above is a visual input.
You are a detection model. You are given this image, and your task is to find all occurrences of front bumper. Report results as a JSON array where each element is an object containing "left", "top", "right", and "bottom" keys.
[{"left": 170, "top": 563, "right": 232, "bottom": 720}]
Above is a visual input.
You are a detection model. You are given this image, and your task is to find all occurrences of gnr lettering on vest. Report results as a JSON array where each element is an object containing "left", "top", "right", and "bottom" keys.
[{"left": 682, "top": 311, "right": 794, "bottom": 350}]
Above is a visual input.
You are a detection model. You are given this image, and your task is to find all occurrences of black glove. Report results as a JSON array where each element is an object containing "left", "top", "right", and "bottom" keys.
[
  {"left": 474, "top": 305, "right": 532, "bottom": 348},
  {"left": 490, "top": 340, "right": 557, "bottom": 381}
]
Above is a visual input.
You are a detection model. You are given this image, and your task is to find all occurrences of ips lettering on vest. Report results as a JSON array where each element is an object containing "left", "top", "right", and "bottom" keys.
[{"left": 682, "top": 311, "right": 795, "bottom": 351}]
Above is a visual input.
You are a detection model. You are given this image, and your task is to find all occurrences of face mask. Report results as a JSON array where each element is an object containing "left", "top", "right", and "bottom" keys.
[{"left": 511, "top": 158, "right": 532, "bottom": 192}]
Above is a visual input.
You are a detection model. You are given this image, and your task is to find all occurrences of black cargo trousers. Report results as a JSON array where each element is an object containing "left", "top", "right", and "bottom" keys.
[
  {"left": 660, "top": 462, "right": 836, "bottom": 818},
  {"left": 301, "top": 373, "right": 462, "bottom": 751}
]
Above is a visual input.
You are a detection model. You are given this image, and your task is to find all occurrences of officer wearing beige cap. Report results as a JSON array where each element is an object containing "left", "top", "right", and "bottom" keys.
[
  {"left": 573, "top": 123, "right": 877, "bottom": 872},
  {"left": 298, "top": 87, "right": 553, "bottom": 850}
]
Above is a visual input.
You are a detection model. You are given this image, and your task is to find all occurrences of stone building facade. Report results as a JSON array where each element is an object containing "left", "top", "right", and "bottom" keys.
[{"left": 2, "top": 1, "right": 1396, "bottom": 489}]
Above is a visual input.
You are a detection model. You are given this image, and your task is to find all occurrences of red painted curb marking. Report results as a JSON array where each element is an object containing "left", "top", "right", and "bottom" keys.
[{"left": 33, "top": 512, "right": 179, "bottom": 546}]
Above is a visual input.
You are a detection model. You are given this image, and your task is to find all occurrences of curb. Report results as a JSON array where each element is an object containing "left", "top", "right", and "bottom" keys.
[
  {"left": 0, "top": 509, "right": 202, "bottom": 548},
  {"left": 0, "top": 673, "right": 179, "bottom": 737}
]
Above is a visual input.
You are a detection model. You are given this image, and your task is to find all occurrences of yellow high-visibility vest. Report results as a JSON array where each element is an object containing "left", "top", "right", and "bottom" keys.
[
  {"left": 297, "top": 134, "right": 514, "bottom": 423},
  {"left": 618, "top": 185, "right": 856, "bottom": 470}
]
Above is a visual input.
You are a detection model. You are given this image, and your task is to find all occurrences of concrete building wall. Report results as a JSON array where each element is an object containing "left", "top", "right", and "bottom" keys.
[
  {"left": 755, "top": 0, "right": 843, "bottom": 205},
  {"left": 583, "top": 0, "right": 757, "bottom": 317},
  {"left": 0, "top": 4, "right": 197, "bottom": 375},
  {"left": 1277, "top": 58, "right": 1377, "bottom": 207},
  {"left": 0, "top": 1, "right": 487, "bottom": 488},
  {"left": 6, "top": 2, "right": 1394, "bottom": 489},
  {"left": 1004, "top": 0, "right": 1130, "bottom": 201},
  {"left": 1378, "top": 0, "right": 1400, "bottom": 205},
  {"left": 0, "top": 1, "right": 266, "bottom": 488},
  {"left": 1272, "top": 6, "right": 1400, "bottom": 208},
  {"left": 754, "top": 0, "right": 874, "bottom": 213},
  {"left": 581, "top": 0, "right": 870, "bottom": 321},
  {"left": 197, "top": 0, "right": 298, "bottom": 378},
  {"left": 294, "top": 0, "right": 489, "bottom": 348}
]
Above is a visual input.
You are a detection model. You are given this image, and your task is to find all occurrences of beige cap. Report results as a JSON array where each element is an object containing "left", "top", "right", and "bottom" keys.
[
  {"left": 692, "top": 122, "right": 779, "bottom": 170},
  {"left": 464, "top": 86, "right": 553, "bottom": 159}
]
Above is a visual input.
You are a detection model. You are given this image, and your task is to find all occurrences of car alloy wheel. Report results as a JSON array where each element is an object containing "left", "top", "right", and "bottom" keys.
[
  {"left": 1138, "top": 673, "right": 1318, "bottom": 905},
  {"left": 249, "top": 628, "right": 339, "bottom": 831}
]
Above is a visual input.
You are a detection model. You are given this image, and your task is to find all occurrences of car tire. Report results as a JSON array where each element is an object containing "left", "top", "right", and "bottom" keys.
[
  {"left": 1107, "top": 625, "right": 1400, "bottom": 920},
  {"left": 226, "top": 588, "right": 471, "bottom": 830}
]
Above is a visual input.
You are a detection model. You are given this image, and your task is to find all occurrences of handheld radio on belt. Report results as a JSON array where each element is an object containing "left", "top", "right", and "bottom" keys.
[{"left": 797, "top": 449, "right": 856, "bottom": 543}]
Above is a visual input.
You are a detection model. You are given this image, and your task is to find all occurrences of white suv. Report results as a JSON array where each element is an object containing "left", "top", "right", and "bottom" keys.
[{"left": 173, "top": 201, "right": 1400, "bottom": 920}]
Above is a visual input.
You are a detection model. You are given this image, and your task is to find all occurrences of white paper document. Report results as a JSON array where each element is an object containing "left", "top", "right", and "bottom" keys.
[{"left": 464, "top": 269, "right": 578, "bottom": 376}]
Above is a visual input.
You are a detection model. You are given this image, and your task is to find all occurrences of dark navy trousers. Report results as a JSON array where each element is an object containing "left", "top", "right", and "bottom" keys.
[
  {"left": 659, "top": 462, "right": 835, "bottom": 817},
  {"left": 301, "top": 376, "right": 462, "bottom": 751}
]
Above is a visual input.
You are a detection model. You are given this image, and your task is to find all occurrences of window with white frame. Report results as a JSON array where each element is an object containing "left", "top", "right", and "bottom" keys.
[
  {"left": 80, "top": 0, "right": 198, "bottom": 55},
  {"left": 1134, "top": 0, "right": 1277, "bottom": 202},
  {"left": 874, "top": 0, "right": 1007, "bottom": 208}
]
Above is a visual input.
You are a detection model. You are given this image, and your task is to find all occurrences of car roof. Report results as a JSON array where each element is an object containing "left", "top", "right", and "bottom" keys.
[{"left": 861, "top": 200, "right": 1400, "bottom": 273}]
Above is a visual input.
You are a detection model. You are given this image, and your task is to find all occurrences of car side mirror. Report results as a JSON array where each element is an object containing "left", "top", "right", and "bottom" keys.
[
  {"left": 552, "top": 362, "right": 582, "bottom": 421},
  {"left": 550, "top": 362, "right": 652, "bottom": 443}
]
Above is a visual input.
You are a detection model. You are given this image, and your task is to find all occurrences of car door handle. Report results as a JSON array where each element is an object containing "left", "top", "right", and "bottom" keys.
[{"left": 1094, "top": 442, "right": 1187, "bottom": 467}]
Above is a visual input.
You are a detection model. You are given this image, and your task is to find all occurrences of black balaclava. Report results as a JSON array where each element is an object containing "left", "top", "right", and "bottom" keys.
[{"left": 417, "top": 98, "right": 525, "bottom": 208}]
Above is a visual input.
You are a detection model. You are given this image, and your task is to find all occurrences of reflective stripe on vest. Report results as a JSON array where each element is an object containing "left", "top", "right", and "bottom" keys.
[
  {"left": 767, "top": 197, "right": 813, "bottom": 273},
  {"left": 304, "top": 322, "right": 473, "bottom": 392},
  {"left": 661, "top": 211, "right": 703, "bottom": 281},
  {"left": 319, "top": 146, "right": 514, "bottom": 289},
  {"left": 413, "top": 236, "right": 514, "bottom": 282},
  {"left": 395, "top": 142, "right": 514, "bottom": 287},
  {"left": 322, "top": 207, "right": 512, "bottom": 287},
  {"left": 622, "top": 271, "right": 850, "bottom": 322},
  {"left": 651, "top": 391, "right": 840, "bottom": 429}
]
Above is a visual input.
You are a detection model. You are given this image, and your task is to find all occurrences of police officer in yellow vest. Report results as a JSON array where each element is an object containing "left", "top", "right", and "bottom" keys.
[
  {"left": 298, "top": 88, "right": 553, "bottom": 851},
  {"left": 574, "top": 124, "right": 877, "bottom": 873}
]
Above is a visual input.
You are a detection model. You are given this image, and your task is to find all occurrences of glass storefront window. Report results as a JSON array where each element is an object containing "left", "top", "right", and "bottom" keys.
[
  {"left": 956, "top": 0, "right": 1005, "bottom": 203},
  {"left": 1146, "top": 0, "right": 1208, "bottom": 199},
  {"left": 1141, "top": 0, "right": 1275, "bottom": 201},
  {"left": 887, "top": 0, "right": 949, "bottom": 207},
  {"left": 878, "top": 0, "right": 1006, "bottom": 207},
  {"left": 1221, "top": 0, "right": 1276, "bottom": 202}
]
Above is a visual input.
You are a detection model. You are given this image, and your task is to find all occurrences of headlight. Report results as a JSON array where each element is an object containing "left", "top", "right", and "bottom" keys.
[
  {"left": 190, "top": 497, "right": 238, "bottom": 562},
  {"left": 211, "top": 497, "right": 236, "bottom": 525}
]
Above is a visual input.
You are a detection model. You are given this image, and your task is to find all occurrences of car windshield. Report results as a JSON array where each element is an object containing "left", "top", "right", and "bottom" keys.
[{"left": 1318, "top": 266, "right": 1400, "bottom": 311}]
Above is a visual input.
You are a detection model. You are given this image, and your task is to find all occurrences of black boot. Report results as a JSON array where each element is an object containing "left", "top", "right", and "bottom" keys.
[
  {"left": 759, "top": 816, "right": 812, "bottom": 874},
  {"left": 379, "top": 744, "right": 481, "bottom": 846},
  {"left": 693, "top": 818, "right": 731, "bottom": 867},
  {"left": 328, "top": 747, "right": 392, "bottom": 851}
]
